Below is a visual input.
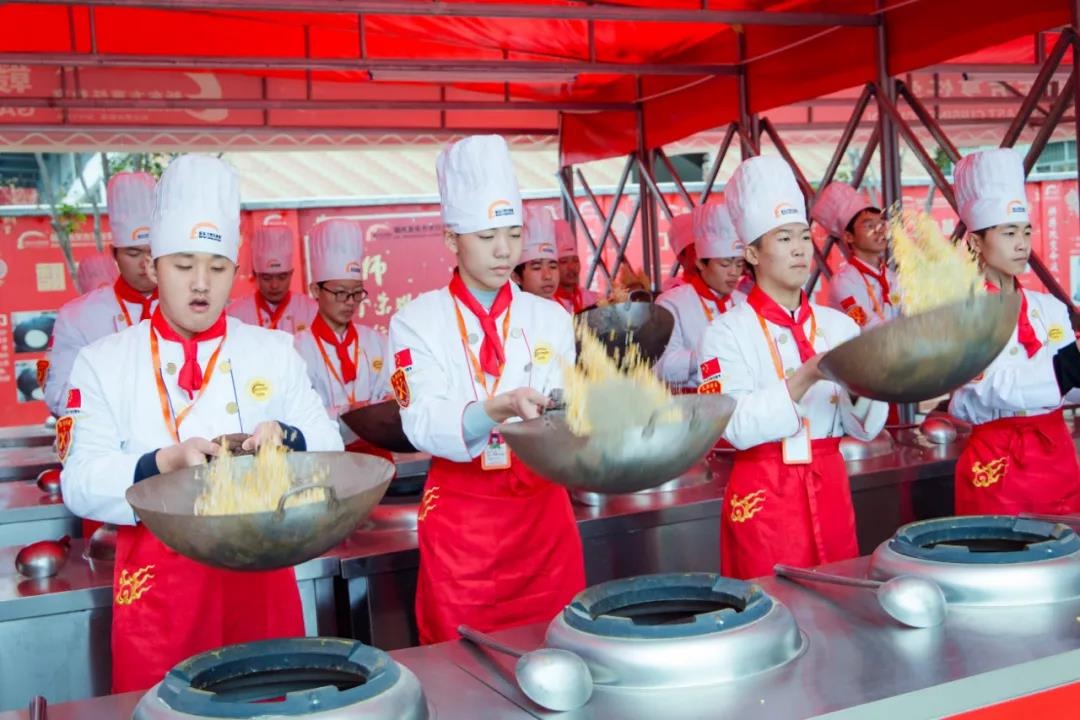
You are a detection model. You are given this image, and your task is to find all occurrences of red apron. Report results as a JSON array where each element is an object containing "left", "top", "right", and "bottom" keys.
[
  {"left": 955, "top": 409, "right": 1080, "bottom": 516},
  {"left": 345, "top": 437, "right": 396, "bottom": 468},
  {"left": 110, "top": 524, "right": 305, "bottom": 693},
  {"left": 722, "top": 437, "right": 858, "bottom": 580},
  {"left": 415, "top": 454, "right": 585, "bottom": 645}
]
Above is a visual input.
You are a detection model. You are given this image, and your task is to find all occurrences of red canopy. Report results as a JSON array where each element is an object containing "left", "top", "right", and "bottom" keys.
[{"left": 0, "top": 0, "right": 1071, "bottom": 163}]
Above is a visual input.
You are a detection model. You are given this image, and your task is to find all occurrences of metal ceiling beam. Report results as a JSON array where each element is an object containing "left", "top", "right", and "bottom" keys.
[
  {"left": 0, "top": 52, "right": 738, "bottom": 77},
  {"left": 10, "top": 0, "right": 880, "bottom": 26},
  {"left": 0, "top": 123, "right": 559, "bottom": 136},
  {"left": 791, "top": 95, "right": 1053, "bottom": 108},
  {"left": 0, "top": 96, "right": 636, "bottom": 112}
]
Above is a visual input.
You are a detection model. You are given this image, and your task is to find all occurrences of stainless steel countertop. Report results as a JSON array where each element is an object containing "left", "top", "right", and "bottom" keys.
[
  {"left": 0, "top": 425, "right": 54, "bottom": 450},
  {"left": 0, "top": 446, "right": 60, "bottom": 482},
  {"left": 0, "top": 480, "right": 71, "bottom": 524},
  {"left": 399, "top": 555, "right": 1080, "bottom": 719}
]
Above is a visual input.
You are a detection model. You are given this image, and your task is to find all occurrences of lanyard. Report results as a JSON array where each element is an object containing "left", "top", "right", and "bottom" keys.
[
  {"left": 257, "top": 295, "right": 290, "bottom": 330},
  {"left": 452, "top": 298, "right": 512, "bottom": 399},
  {"left": 695, "top": 291, "right": 730, "bottom": 323},
  {"left": 150, "top": 328, "right": 226, "bottom": 444},
  {"left": 856, "top": 269, "right": 886, "bottom": 322},
  {"left": 114, "top": 287, "right": 136, "bottom": 328},
  {"left": 314, "top": 333, "right": 362, "bottom": 405},
  {"left": 753, "top": 310, "right": 817, "bottom": 381}
]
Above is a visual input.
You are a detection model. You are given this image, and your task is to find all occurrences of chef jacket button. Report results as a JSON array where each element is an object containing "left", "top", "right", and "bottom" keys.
[
  {"left": 830, "top": 394, "right": 839, "bottom": 405},
  {"left": 816, "top": 328, "right": 825, "bottom": 338},
  {"left": 226, "top": 402, "right": 239, "bottom": 414},
  {"left": 1016, "top": 410, "right": 1027, "bottom": 417},
  {"left": 778, "top": 334, "right": 788, "bottom": 344},
  {"left": 1031, "top": 309, "right": 1040, "bottom": 318},
  {"left": 524, "top": 363, "right": 533, "bottom": 372},
  {"left": 165, "top": 362, "right": 177, "bottom": 375},
  {"left": 219, "top": 361, "right": 231, "bottom": 374},
  {"left": 467, "top": 333, "right": 479, "bottom": 345},
  {"left": 784, "top": 368, "right": 794, "bottom": 378},
  {"left": 511, "top": 328, "right": 522, "bottom": 339},
  {"left": 1010, "top": 347, "right": 1019, "bottom": 356}
]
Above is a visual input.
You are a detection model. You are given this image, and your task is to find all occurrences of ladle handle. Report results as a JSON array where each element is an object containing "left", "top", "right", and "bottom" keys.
[
  {"left": 28, "top": 695, "right": 46, "bottom": 720},
  {"left": 274, "top": 483, "right": 338, "bottom": 518},
  {"left": 774, "top": 564, "right": 882, "bottom": 590},
  {"left": 458, "top": 624, "right": 524, "bottom": 659}
]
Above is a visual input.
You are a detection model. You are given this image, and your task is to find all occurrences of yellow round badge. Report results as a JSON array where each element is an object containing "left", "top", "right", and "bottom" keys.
[
  {"left": 1049, "top": 325, "right": 1066, "bottom": 343},
  {"left": 533, "top": 342, "right": 554, "bottom": 365},
  {"left": 372, "top": 358, "right": 384, "bottom": 372},
  {"left": 247, "top": 378, "right": 272, "bottom": 402}
]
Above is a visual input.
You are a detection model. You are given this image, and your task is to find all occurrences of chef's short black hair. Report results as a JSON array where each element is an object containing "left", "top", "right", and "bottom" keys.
[
  {"left": 513, "top": 262, "right": 526, "bottom": 278},
  {"left": 845, "top": 207, "right": 882, "bottom": 234}
]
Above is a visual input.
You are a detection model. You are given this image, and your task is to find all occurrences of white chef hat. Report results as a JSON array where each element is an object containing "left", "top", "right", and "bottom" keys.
[
  {"left": 554, "top": 219, "right": 577, "bottom": 258},
  {"left": 811, "top": 182, "right": 877, "bottom": 238},
  {"left": 437, "top": 135, "right": 523, "bottom": 234},
  {"left": 309, "top": 218, "right": 365, "bottom": 284},
  {"left": 106, "top": 172, "right": 155, "bottom": 248},
  {"left": 76, "top": 253, "right": 119, "bottom": 293},
  {"left": 251, "top": 223, "right": 295, "bottom": 274},
  {"left": 151, "top": 155, "right": 241, "bottom": 262},
  {"left": 669, "top": 213, "right": 695, "bottom": 257},
  {"left": 954, "top": 148, "right": 1030, "bottom": 232},
  {"left": 725, "top": 155, "right": 807, "bottom": 244},
  {"left": 693, "top": 202, "right": 744, "bottom": 260},
  {"left": 520, "top": 207, "right": 559, "bottom": 265}
]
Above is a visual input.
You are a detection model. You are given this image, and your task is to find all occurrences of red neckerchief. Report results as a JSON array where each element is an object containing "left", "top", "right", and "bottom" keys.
[
  {"left": 150, "top": 308, "right": 227, "bottom": 398},
  {"left": 255, "top": 291, "right": 291, "bottom": 330},
  {"left": 449, "top": 269, "right": 513, "bottom": 376},
  {"left": 556, "top": 287, "right": 585, "bottom": 313},
  {"left": 311, "top": 313, "right": 359, "bottom": 384},
  {"left": 746, "top": 285, "right": 816, "bottom": 362},
  {"left": 114, "top": 277, "right": 157, "bottom": 322},
  {"left": 689, "top": 273, "right": 732, "bottom": 313},
  {"left": 985, "top": 279, "right": 1042, "bottom": 358},
  {"left": 850, "top": 256, "right": 892, "bottom": 306}
]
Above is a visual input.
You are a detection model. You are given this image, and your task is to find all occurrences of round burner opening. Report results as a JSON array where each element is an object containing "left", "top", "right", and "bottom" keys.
[
  {"left": 563, "top": 573, "right": 773, "bottom": 639},
  {"left": 889, "top": 516, "right": 1080, "bottom": 564},
  {"left": 188, "top": 654, "right": 369, "bottom": 703}
]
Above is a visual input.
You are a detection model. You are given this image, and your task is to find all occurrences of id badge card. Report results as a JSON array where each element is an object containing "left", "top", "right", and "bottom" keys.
[
  {"left": 481, "top": 429, "right": 511, "bottom": 471},
  {"left": 782, "top": 418, "right": 812, "bottom": 465}
]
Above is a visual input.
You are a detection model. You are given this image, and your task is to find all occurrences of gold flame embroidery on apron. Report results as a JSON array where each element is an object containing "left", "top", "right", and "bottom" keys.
[
  {"left": 418, "top": 486, "right": 440, "bottom": 522},
  {"left": 115, "top": 564, "right": 155, "bottom": 606},
  {"left": 729, "top": 490, "right": 766, "bottom": 523},
  {"left": 971, "top": 458, "right": 1008, "bottom": 489}
]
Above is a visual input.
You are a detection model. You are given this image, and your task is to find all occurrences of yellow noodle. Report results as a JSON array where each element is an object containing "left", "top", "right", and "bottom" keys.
[
  {"left": 194, "top": 441, "right": 326, "bottom": 516},
  {"left": 890, "top": 209, "right": 984, "bottom": 316}
]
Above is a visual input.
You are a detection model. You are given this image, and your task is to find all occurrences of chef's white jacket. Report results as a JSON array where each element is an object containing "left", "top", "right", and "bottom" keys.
[
  {"left": 388, "top": 283, "right": 574, "bottom": 462},
  {"left": 826, "top": 258, "right": 901, "bottom": 330},
  {"left": 45, "top": 286, "right": 157, "bottom": 416},
  {"left": 950, "top": 289, "right": 1080, "bottom": 424},
  {"left": 227, "top": 292, "right": 318, "bottom": 335},
  {"left": 697, "top": 301, "right": 888, "bottom": 450},
  {"left": 60, "top": 317, "right": 343, "bottom": 525},
  {"left": 655, "top": 284, "right": 746, "bottom": 390}
]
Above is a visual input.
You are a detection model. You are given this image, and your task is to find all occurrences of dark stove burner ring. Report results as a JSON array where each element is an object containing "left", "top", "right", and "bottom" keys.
[
  {"left": 889, "top": 516, "right": 1080, "bottom": 564},
  {"left": 564, "top": 573, "right": 772, "bottom": 639},
  {"left": 157, "top": 638, "right": 400, "bottom": 717}
]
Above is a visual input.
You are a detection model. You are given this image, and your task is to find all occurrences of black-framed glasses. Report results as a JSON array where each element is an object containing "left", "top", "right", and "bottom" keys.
[{"left": 317, "top": 283, "right": 368, "bottom": 303}]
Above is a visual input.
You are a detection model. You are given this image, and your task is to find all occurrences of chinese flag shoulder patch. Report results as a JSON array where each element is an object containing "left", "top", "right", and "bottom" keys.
[
  {"left": 699, "top": 357, "right": 722, "bottom": 380},
  {"left": 66, "top": 388, "right": 82, "bottom": 410},
  {"left": 391, "top": 367, "right": 411, "bottom": 408},
  {"left": 394, "top": 348, "right": 413, "bottom": 370}
]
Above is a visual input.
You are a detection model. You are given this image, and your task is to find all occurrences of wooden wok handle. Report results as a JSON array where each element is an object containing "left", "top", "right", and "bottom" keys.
[{"left": 274, "top": 483, "right": 338, "bottom": 518}]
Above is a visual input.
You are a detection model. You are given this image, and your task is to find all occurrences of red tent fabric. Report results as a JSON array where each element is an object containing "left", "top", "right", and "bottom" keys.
[{"left": 0, "top": 0, "right": 1071, "bottom": 163}]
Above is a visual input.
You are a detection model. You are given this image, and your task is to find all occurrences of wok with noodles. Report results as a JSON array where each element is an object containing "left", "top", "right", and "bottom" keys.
[{"left": 126, "top": 449, "right": 394, "bottom": 571}]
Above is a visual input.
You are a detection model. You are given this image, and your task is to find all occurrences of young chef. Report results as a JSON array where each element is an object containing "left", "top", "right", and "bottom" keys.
[
  {"left": 388, "top": 135, "right": 585, "bottom": 644},
  {"left": 76, "top": 252, "right": 119, "bottom": 293},
  {"left": 553, "top": 218, "right": 599, "bottom": 312},
  {"left": 949, "top": 148, "right": 1080, "bottom": 515},
  {"left": 660, "top": 212, "right": 698, "bottom": 292},
  {"left": 812, "top": 182, "right": 899, "bottom": 329},
  {"left": 697, "top": 155, "right": 888, "bottom": 579},
  {"left": 228, "top": 223, "right": 317, "bottom": 333},
  {"left": 655, "top": 202, "right": 746, "bottom": 392},
  {"left": 513, "top": 208, "right": 563, "bottom": 304},
  {"left": 294, "top": 218, "right": 391, "bottom": 434},
  {"left": 59, "top": 154, "right": 343, "bottom": 693},
  {"left": 44, "top": 172, "right": 159, "bottom": 417}
]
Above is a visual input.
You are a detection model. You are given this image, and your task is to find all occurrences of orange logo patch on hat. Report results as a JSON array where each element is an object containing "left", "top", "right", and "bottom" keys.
[
  {"left": 189, "top": 222, "right": 222, "bottom": 243},
  {"left": 773, "top": 202, "right": 800, "bottom": 219},
  {"left": 391, "top": 367, "right": 410, "bottom": 408},
  {"left": 345, "top": 260, "right": 363, "bottom": 276},
  {"left": 131, "top": 226, "right": 150, "bottom": 243},
  {"left": 1006, "top": 199, "right": 1027, "bottom": 215},
  {"left": 266, "top": 259, "right": 283, "bottom": 270},
  {"left": 488, "top": 200, "right": 515, "bottom": 220}
]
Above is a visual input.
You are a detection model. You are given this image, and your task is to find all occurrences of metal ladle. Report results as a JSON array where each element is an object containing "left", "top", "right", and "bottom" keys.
[
  {"left": 774, "top": 564, "right": 947, "bottom": 628},
  {"left": 458, "top": 624, "right": 594, "bottom": 712}
]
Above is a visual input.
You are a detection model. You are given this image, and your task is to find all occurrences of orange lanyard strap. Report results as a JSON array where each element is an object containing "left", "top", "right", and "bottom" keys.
[
  {"left": 114, "top": 287, "right": 134, "bottom": 327},
  {"left": 150, "top": 328, "right": 226, "bottom": 444},
  {"left": 754, "top": 310, "right": 817, "bottom": 381},
  {"left": 857, "top": 269, "right": 885, "bottom": 321},
  {"left": 314, "top": 332, "right": 361, "bottom": 405},
  {"left": 257, "top": 294, "right": 290, "bottom": 330},
  {"left": 452, "top": 298, "right": 512, "bottom": 399}
]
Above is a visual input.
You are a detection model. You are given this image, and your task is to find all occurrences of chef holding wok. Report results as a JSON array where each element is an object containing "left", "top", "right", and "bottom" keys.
[{"left": 59, "top": 154, "right": 342, "bottom": 693}]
